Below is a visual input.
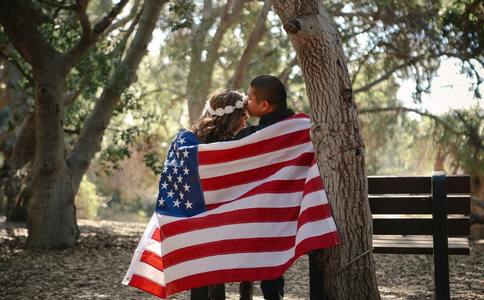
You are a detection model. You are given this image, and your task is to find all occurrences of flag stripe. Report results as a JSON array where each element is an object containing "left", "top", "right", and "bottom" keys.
[
  {"left": 163, "top": 218, "right": 337, "bottom": 283},
  {"left": 163, "top": 231, "right": 339, "bottom": 296},
  {"left": 129, "top": 274, "right": 166, "bottom": 298},
  {"left": 198, "top": 141, "right": 313, "bottom": 178},
  {"left": 197, "top": 114, "right": 310, "bottom": 152},
  {"left": 206, "top": 180, "right": 305, "bottom": 210},
  {"left": 203, "top": 166, "right": 308, "bottom": 204},
  {"left": 201, "top": 152, "right": 314, "bottom": 191},
  {"left": 198, "top": 129, "right": 310, "bottom": 165}
]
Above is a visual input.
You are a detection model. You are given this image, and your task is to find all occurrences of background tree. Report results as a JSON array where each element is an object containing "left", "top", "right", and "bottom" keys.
[{"left": 0, "top": 0, "right": 166, "bottom": 248}]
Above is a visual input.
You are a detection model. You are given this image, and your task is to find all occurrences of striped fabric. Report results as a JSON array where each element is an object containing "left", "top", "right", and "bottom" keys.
[{"left": 123, "top": 113, "right": 340, "bottom": 298}]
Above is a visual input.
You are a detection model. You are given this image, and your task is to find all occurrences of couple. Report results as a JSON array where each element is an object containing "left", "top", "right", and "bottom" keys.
[{"left": 190, "top": 74, "right": 291, "bottom": 299}]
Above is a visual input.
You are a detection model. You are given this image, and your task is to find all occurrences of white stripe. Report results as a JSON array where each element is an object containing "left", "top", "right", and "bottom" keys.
[
  {"left": 300, "top": 190, "right": 328, "bottom": 215},
  {"left": 199, "top": 142, "right": 314, "bottom": 178},
  {"left": 157, "top": 192, "right": 303, "bottom": 225},
  {"left": 128, "top": 261, "right": 165, "bottom": 286},
  {"left": 160, "top": 221, "right": 297, "bottom": 254},
  {"left": 296, "top": 218, "right": 337, "bottom": 245},
  {"left": 123, "top": 214, "right": 159, "bottom": 284},
  {"left": 203, "top": 165, "right": 308, "bottom": 204},
  {"left": 198, "top": 117, "right": 309, "bottom": 151},
  {"left": 162, "top": 218, "right": 336, "bottom": 283},
  {"left": 306, "top": 163, "right": 321, "bottom": 181}
]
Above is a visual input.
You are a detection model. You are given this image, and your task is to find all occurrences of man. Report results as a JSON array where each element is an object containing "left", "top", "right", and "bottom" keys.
[{"left": 235, "top": 74, "right": 293, "bottom": 300}]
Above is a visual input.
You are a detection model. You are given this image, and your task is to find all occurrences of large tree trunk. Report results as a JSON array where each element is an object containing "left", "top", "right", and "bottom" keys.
[
  {"left": 272, "top": 1, "right": 380, "bottom": 299},
  {"left": 27, "top": 60, "right": 78, "bottom": 248}
]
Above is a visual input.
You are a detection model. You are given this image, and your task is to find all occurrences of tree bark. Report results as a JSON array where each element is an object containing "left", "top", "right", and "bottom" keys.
[{"left": 271, "top": 1, "right": 380, "bottom": 299}]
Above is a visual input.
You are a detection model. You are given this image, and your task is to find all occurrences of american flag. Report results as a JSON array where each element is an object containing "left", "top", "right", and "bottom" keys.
[{"left": 122, "top": 113, "right": 341, "bottom": 298}]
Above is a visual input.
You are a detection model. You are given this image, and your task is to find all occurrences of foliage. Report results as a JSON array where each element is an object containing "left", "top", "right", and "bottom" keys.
[
  {"left": 434, "top": 106, "right": 483, "bottom": 175},
  {"left": 75, "top": 175, "right": 104, "bottom": 219}
]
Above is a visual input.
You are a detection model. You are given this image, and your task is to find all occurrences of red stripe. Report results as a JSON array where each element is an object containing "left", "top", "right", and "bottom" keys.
[
  {"left": 164, "top": 231, "right": 341, "bottom": 296},
  {"left": 153, "top": 206, "right": 300, "bottom": 241},
  {"left": 206, "top": 179, "right": 306, "bottom": 210},
  {"left": 303, "top": 176, "right": 324, "bottom": 196},
  {"left": 298, "top": 204, "right": 333, "bottom": 229},
  {"left": 162, "top": 236, "right": 296, "bottom": 269},
  {"left": 201, "top": 152, "right": 314, "bottom": 191},
  {"left": 129, "top": 274, "right": 166, "bottom": 298},
  {"left": 199, "top": 129, "right": 310, "bottom": 165},
  {"left": 145, "top": 206, "right": 333, "bottom": 270},
  {"left": 140, "top": 250, "right": 164, "bottom": 271}
]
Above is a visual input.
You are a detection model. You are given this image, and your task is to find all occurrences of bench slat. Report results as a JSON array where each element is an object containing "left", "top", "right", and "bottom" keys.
[
  {"left": 373, "top": 235, "right": 470, "bottom": 255},
  {"left": 368, "top": 175, "right": 470, "bottom": 194},
  {"left": 369, "top": 195, "right": 470, "bottom": 214},
  {"left": 373, "top": 217, "right": 470, "bottom": 236}
]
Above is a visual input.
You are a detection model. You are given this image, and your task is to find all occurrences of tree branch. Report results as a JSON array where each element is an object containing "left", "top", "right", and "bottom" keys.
[
  {"left": 103, "top": 0, "right": 141, "bottom": 37},
  {"left": 205, "top": 0, "right": 245, "bottom": 69},
  {"left": 68, "top": 0, "right": 166, "bottom": 186},
  {"left": 278, "top": 57, "right": 298, "bottom": 86},
  {"left": 63, "top": 0, "right": 130, "bottom": 68},
  {"left": 229, "top": 0, "right": 271, "bottom": 89},
  {"left": 0, "top": 50, "right": 33, "bottom": 84},
  {"left": 0, "top": 0, "right": 61, "bottom": 69},
  {"left": 359, "top": 106, "right": 460, "bottom": 134},
  {"left": 353, "top": 57, "right": 422, "bottom": 94}
]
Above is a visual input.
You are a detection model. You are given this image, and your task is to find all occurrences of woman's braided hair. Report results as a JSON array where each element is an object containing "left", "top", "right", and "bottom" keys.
[{"left": 191, "top": 89, "right": 247, "bottom": 143}]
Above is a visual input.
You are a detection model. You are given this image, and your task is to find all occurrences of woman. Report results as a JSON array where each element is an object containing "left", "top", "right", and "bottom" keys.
[{"left": 191, "top": 88, "right": 249, "bottom": 143}]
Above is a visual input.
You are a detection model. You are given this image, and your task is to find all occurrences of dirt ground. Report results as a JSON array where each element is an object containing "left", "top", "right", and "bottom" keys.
[{"left": 1, "top": 218, "right": 483, "bottom": 300}]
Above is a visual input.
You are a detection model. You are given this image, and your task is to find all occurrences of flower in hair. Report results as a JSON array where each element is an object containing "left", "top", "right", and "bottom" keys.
[{"left": 203, "top": 98, "right": 247, "bottom": 117}]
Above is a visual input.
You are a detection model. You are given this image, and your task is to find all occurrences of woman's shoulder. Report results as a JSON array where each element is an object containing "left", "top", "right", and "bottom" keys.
[{"left": 177, "top": 128, "right": 200, "bottom": 145}]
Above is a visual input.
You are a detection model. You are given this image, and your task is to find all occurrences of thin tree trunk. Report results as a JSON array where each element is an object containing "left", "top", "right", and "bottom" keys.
[
  {"left": 272, "top": 1, "right": 380, "bottom": 299},
  {"left": 186, "top": 0, "right": 245, "bottom": 123},
  {"left": 230, "top": 0, "right": 271, "bottom": 90}
]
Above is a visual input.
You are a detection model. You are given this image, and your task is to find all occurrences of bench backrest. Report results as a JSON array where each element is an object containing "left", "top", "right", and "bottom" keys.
[{"left": 368, "top": 175, "right": 471, "bottom": 237}]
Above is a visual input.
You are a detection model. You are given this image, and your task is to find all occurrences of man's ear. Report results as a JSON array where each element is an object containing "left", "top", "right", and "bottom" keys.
[{"left": 261, "top": 100, "right": 273, "bottom": 113}]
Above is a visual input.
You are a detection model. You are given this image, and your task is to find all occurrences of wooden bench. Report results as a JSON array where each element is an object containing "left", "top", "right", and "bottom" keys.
[
  {"left": 192, "top": 173, "right": 471, "bottom": 300},
  {"left": 311, "top": 172, "right": 471, "bottom": 300}
]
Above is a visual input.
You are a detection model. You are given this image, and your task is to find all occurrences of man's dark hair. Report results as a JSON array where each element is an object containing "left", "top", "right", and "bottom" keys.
[{"left": 250, "top": 75, "right": 287, "bottom": 111}]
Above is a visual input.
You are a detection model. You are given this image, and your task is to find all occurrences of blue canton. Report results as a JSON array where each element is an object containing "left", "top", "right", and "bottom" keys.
[{"left": 156, "top": 129, "right": 206, "bottom": 217}]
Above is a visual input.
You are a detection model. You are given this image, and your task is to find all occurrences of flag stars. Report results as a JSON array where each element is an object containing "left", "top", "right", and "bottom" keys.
[
  {"left": 167, "top": 174, "right": 173, "bottom": 182},
  {"left": 183, "top": 183, "right": 190, "bottom": 192},
  {"left": 161, "top": 181, "right": 168, "bottom": 190},
  {"left": 178, "top": 137, "right": 186, "bottom": 145},
  {"left": 167, "top": 190, "right": 174, "bottom": 198},
  {"left": 173, "top": 165, "right": 178, "bottom": 174},
  {"left": 185, "top": 201, "right": 193, "bottom": 209},
  {"left": 179, "top": 192, "right": 184, "bottom": 200},
  {"left": 183, "top": 149, "right": 189, "bottom": 158},
  {"left": 183, "top": 167, "right": 189, "bottom": 175},
  {"left": 177, "top": 175, "right": 183, "bottom": 183},
  {"left": 163, "top": 165, "right": 168, "bottom": 173},
  {"left": 180, "top": 159, "right": 185, "bottom": 165},
  {"left": 158, "top": 198, "right": 165, "bottom": 206},
  {"left": 173, "top": 199, "right": 181, "bottom": 208},
  {"left": 173, "top": 184, "right": 178, "bottom": 191}
]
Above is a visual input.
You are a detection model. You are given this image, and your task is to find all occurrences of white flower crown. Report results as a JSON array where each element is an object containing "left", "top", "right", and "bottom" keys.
[{"left": 203, "top": 97, "right": 247, "bottom": 117}]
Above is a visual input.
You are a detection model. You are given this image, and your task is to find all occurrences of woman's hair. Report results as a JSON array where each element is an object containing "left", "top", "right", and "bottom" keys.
[{"left": 191, "top": 89, "right": 247, "bottom": 143}]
